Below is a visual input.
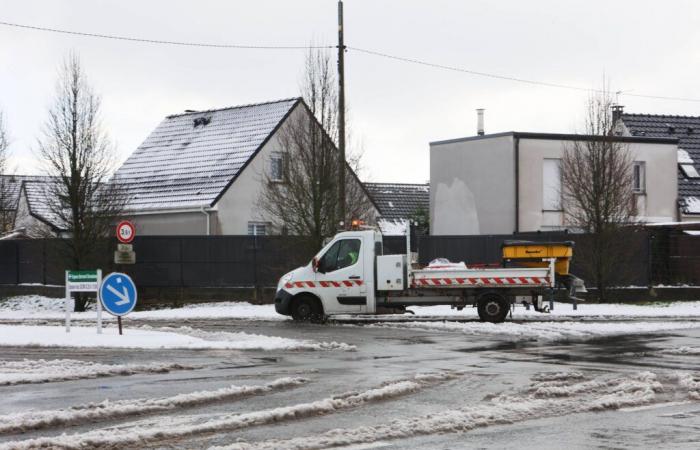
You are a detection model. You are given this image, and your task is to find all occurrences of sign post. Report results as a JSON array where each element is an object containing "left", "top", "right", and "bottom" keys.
[
  {"left": 99, "top": 272, "right": 138, "bottom": 335},
  {"left": 65, "top": 269, "right": 101, "bottom": 333}
]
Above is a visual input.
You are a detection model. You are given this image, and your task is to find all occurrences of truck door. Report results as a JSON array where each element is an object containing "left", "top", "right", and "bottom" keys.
[{"left": 315, "top": 237, "right": 366, "bottom": 314}]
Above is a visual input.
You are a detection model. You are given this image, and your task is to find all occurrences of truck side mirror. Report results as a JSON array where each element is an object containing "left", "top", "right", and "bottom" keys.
[{"left": 312, "top": 257, "right": 319, "bottom": 273}]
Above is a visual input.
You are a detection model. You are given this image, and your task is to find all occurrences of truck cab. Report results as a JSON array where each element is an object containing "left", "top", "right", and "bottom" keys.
[{"left": 275, "top": 230, "right": 381, "bottom": 321}]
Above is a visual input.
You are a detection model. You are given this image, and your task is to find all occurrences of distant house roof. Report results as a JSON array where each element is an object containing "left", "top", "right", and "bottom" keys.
[
  {"left": 114, "top": 98, "right": 301, "bottom": 211},
  {"left": 21, "top": 179, "right": 66, "bottom": 231},
  {"left": 619, "top": 113, "right": 700, "bottom": 214},
  {"left": 0, "top": 175, "right": 51, "bottom": 210},
  {"left": 363, "top": 182, "right": 429, "bottom": 219}
]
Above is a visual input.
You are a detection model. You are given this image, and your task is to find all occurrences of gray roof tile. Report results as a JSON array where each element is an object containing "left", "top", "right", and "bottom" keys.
[{"left": 363, "top": 182, "right": 429, "bottom": 219}]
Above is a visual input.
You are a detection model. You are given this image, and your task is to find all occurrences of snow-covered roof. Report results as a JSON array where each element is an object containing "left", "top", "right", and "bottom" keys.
[
  {"left": 377, "top": 218, "right": 408, "bottom": 236},
  {"left": 22, "top": 180, "right": 66, "bottom": 231},
  {"left": 114, "top": 98, "right": 301, "bottom": 211},
  {"left": 0, "top": 175, "right": 51, "bottom": 211},
  {"left": 363, "top": 182, "right": 429, "bottom": 220}
]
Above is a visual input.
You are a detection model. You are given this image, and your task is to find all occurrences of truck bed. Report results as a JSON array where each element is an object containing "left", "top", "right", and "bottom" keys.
[{"left": 410, "top": 266, "right": 552, "bottom": 288}]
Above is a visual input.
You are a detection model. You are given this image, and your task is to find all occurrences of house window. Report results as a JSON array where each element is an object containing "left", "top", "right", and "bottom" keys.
[
  {"left": 633, "top": 162, "right": 646, "bottom": 193},
  {"left": 542, "top": 158, "right": 561, "bottom": 211},
  {"left": 247, "top": 222, "right": 269, "bottom": 236},
  {"left": 270, "top": 153, "right": 284, "bottom": 182}
]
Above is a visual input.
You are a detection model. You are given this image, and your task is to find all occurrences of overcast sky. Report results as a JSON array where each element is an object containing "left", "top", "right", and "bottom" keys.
[{"left": 1, "top": 0, "right": 699, "bottom": 183}]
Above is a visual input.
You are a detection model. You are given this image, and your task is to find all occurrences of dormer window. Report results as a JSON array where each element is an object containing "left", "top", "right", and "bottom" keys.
[{"left": 193, "top": 116, "right": 212, "bottom": 128}]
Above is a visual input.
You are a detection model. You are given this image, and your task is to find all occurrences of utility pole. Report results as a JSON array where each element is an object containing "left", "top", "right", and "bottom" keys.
[{"left": 337, "top": 0, "right": 346, "bottom": 229}]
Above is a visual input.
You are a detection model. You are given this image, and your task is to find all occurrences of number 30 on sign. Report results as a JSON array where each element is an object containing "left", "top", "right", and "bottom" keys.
[{"left": 116, "top": 221, "right": 135, "bottom": 244}]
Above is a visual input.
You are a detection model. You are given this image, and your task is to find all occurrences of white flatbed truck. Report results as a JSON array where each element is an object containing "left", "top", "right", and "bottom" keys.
[{"left": 274, "top": 229, "right": 584, "bottom": 323}]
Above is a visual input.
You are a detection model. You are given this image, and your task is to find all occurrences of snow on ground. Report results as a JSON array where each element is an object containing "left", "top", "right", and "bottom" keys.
[
  {"left": 4, "top": 371, "right": 460, "bottom": 449},
  {"left": 0, "top": 325, "right": 354, "bottom": 351},
  {"left": 406, "top": 301, "right": 700, "bottom": 319},
  {"left": 5, "top": 295, "right": 700, "bottom": 323},
  {"left": 216, "top": 371, "right": 695, "bottom": 450},
  {"left": 0, "top": 377, "right": 308, "bottom": 434},
  {"left": 370, "top": 320, "right": 700, "bottom": 342},
  {"left": 0, "top": 296, "right": 282, "bottom": 321},
  {"left": 0, "top": 359, "right": 193, "bottom": 386}
]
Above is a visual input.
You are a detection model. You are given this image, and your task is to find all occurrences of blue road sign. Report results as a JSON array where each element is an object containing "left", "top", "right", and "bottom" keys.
[{"left": 100, "top": 272, "right": 138, "bottom": 316}]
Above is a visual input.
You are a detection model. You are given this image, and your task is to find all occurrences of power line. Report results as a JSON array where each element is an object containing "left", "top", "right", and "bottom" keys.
[
  {"left": 2, "top": 19, "right": 699, "bottom": 103},
  {"left": 0, "top": 20, "right": 333, "bottom": 50},
  {"left": 348, "top": 46, "right": 700, "bottom": 104}
]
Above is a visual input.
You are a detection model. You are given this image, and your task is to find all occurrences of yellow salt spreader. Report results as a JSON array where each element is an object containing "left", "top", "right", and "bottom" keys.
[{"left": 502, "top": 240, "right": 587, "bottom": 308}]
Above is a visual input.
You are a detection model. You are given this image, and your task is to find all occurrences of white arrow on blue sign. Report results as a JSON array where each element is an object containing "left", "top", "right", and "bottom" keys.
[{"left": 100, "top": 272, "right": 138, "bottom": 316}]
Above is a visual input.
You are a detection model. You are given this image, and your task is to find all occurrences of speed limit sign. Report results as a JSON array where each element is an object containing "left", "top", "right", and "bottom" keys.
[{"left": 116, "top": 221, "right": 135, "bottom": 244}]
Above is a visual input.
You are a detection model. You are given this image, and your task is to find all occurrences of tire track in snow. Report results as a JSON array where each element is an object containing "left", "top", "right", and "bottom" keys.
[
  {"left": 3, "top": 371, "right": 460, "bottom": 449},
  {"left": 0, "top": 359, "right": 195, "bottom": 386},
  {"left": 217, "top": 371, "right": 700, "bottom": 450},
  {"left": 0, "top": 377, "right": 308, "bottom": 434}
]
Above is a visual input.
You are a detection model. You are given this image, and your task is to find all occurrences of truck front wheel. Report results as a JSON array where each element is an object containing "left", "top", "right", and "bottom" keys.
[
  {"left": 291, "top": 295, "right": 324, "bottom": 323},
  {"left": 477, "top": 293, "right": 509, "bottom": 323}
]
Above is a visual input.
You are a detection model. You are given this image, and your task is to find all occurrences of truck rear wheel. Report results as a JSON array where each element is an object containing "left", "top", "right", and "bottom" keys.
[
  {"left": 291, "top": 295, "right": 324, "bottom": 323},
  {"left": 477, "top": 293, "right": 509, "bottom": 323}
]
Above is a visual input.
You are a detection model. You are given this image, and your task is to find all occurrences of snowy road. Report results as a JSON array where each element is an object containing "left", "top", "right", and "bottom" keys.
[{"left": 0, "top": 316, "right": 699, "bottom": 449}]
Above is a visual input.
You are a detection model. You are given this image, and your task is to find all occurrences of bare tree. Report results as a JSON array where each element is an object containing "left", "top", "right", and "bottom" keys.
[
  {"left": 258, "top": 49, "right": 374, "bottom": 249},
  {"left": 0, "top": 111, "right": 13, "bottom": 233},
  {"left": 38, "top": 52, "right": 125, "bottom": 311},
  {"left": 561, "top": 92, "right": 636, "bottom": 300}
]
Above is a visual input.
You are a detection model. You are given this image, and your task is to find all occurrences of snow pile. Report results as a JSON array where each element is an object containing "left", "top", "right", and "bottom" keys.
[
  {"left": 4, "top": 371, "right": 459, "bottom": 449},
  {"left": 216, "top": 371, "right": 670, "bottom": 450},
  {"left": 0, "top": 296, "right": 282, "bottom": 321},
  {"left": 0, "top": 325, "right": 353, "bottom": 351},
  {"left": 370, "top": 320, "right": 700, "bottom": 342},
  {"left": 0, "top": 359, "right": 192, "bottom": 386},
  {"left": 0, "top": 377, "right": 308, "bottom": 434},
  {"left": 676, "top": 372, "right": 700, "bottom": 400},
  {"left": 139, "top": 325, "right": 356, "bottom": 352}
]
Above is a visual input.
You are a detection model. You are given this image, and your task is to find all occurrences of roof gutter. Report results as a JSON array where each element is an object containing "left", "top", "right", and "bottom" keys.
[{"left": 200, "top": 206, "right": 211, "bottom": 236}]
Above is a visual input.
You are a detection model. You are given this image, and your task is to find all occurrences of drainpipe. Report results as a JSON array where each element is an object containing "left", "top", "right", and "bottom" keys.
[
  {"left": 514, "top": 136, "right": 520, "bottom": 234},
  {"left": 200, "top": 206, "right": 210, "bottom": 235}
]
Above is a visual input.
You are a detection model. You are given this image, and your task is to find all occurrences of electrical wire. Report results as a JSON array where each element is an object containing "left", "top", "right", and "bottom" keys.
[
  {"left": 0, "top": 20, "right": 333, "bottom": 50},
  {"left": 348, "top": 46, "right": 700, "bottom": 103},
  {"left": 1, "top": 19, "right": 699, "bottom": 103}
]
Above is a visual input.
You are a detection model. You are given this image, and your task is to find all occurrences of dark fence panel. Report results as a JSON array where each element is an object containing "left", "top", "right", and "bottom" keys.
[
  {"left": 0, "top": 240, "right": 18, "bottom": 284},
  {"left": 0, "top": 229, "right": 683, "bottom": 289}
]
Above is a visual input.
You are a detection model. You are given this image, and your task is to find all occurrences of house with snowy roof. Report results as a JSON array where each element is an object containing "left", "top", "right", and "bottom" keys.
[
  {"left": 615, "top": 108, "right": 700, "bottom": 222},
  {"left": 115, "top": 98, "right": 378, "bottom": 235},
  {"left": 0, "top": 175, "right": 65, "bottom": 236},
  {"left": 363, "top": 182, "right": 429, "bottom": 235}
]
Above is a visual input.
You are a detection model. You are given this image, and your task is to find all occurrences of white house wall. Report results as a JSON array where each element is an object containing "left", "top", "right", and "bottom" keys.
[
  {"left": 517, "top": 138, "right": 677, "bottom": 231},
  {"left": 430, "top": 135, "right": 515, "bottom": 235},
  {"left": 214, "top": 106, "right": 300, "bottom": 234}
]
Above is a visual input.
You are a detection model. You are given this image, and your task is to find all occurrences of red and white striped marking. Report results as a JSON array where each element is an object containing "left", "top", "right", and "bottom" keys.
[
  {"left": 411, "top": 276, "right": 549, "bottom": 288},
  {"left": 285, "top": 280, "right": 364, "bottom": 289}
]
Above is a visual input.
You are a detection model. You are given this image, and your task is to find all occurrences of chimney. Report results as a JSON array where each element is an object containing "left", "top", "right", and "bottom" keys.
[
  {"left": 611, "top": 104, "right": 624, "bottom": 123},
  {"left": 476, "top": 108, "right": 485, "bottom": 136}
]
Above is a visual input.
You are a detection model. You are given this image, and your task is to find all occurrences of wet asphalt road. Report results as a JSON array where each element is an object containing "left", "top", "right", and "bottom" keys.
[{"left": 0, "top": 318, "right": 699, "bottom": 449}]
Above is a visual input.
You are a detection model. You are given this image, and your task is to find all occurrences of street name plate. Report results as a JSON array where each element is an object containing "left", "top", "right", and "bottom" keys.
[
  {"left": 66, "top": 270, "right": 99, "bottom": 292},
  {"left": 114, "top": 251, "right": 136, "bottom": 264}
]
